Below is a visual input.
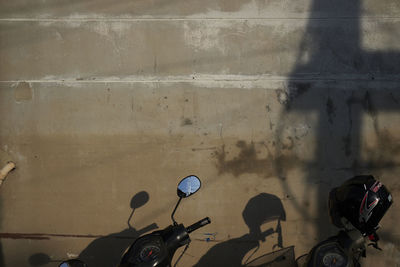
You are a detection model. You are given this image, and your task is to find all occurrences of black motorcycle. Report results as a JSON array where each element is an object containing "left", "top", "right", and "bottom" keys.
[
  {"left": 244, "top": 175, "right": 393, "bottom": 267},
  {"left": 60, "top": 175, "right": 211, "bottom": 267},
  {"left": 300, "top": 175, "right": 392, "bottom": 267}
]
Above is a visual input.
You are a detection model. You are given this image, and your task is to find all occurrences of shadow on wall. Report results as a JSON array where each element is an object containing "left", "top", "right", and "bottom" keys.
[
  {"left": 209, "top": 0, "right": 400, "bottom": 255},
  {"left": 28, "top": 191, "right": 158, "bottom": 267},
  {"left": 275, "top": 0, "right": 400, "bottom": 241},
  {"left": 194, "top": 193, "right": 287, "bottom": 267},
  {"left": 78, "top": 191, "right": 158, "bottom": 267}
]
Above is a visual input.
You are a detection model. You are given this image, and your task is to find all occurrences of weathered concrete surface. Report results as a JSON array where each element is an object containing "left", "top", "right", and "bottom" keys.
[
  {"left": 1, "top": 19, "right": 400, "bottom": 80},
  {"left": 0, "top": 0, "right": 400, "bottom": 266},
  {"left": 0, "top": 0, "right": 400, "bottom": 18}
]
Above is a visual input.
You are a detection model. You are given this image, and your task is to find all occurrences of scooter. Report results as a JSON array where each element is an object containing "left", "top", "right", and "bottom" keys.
[
  {"left": 244, "top": 175, "right": 393, "bottom": 267},
  {"left": 243, "top": 229, "right": 370, "bottom": 267},
  {"left": 60, "top": 175, "right": 211, "bottom": 267},
  {"left": 299, "top": 175, "right": 392, "bottom": 267}
]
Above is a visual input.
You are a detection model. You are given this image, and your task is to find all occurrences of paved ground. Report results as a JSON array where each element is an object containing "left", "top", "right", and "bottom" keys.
[{"left": 0, "top": 0, "right": 400, "bottom": 266}]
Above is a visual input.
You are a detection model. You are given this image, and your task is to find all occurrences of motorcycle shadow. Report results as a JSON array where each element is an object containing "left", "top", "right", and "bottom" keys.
[
  {"left": 245, "top": 246, "right": 296, "bottom": 267},
  {"left": 79, "top": 191, "right": 157, "bottom": 267},
  {"left": 78, "top": 223, "right": 157, "bottom": 267},
  {"left": 194, "top": 193, "right": 289, "bottom": 267},
  {"left": 28, "top": 191, "right": 158, "bottom": 267}
]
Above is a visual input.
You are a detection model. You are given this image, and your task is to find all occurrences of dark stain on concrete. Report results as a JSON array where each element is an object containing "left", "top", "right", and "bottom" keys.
[
  {"left": 288, "top": 82, "right": 311, "bottom": 100},
  {"left": 269, "top": 120, "right": 275, "bottom": 131},
  {"left": 338, "top": 131, "right": 400, "bottom": 173},
  {"left": 214, "top": 141, "right": 299, "bottom": 178},
  {"left": 192, "top": 147, "right": 217, "bottom": 152},
  {"left": 342, "top": 132, "right": 352, "bottom": 157},
  {"left": 353, "top": 54, "right": 364, "bottom": 69},
  {"left": 182, "top": 118, "right": 193, "bottom": 126},
  {"left": 153, "top": 56, "right": 157, "bottom": 74},
  {"left": 281, "top": 136, "right": 294, "bottom": 150},
  {"left": 265, "top": 105, "right": 275, "bottom": 130},
  {"left": 389, "top": 92, "right": 399, "bottom": 104},
  {"left": 364, "top": 130, "right": 400, "bottom": 170},
  {"left": 363, "top": 91, "right": 376, "bottom": 117},
  {"left": 106, "top": 88, "right": 111, "bottom": 104},
  {"left": 215, "top": 141, "right": 269, "bottom": 177},
  {"left": 326, "top": 96, "right": 336, "bottom": 124},
  {"left": 276, "top": 83, "right": 311, "bottom": 110},
  {"left": 294, "top": 82, "right": 311, "bottom": 97},
  {"left": 14, "top": 82, "right": 32, "bottom": 101},
  {"left": 343, "top": 94, "right": 356, "bottom": 156}
]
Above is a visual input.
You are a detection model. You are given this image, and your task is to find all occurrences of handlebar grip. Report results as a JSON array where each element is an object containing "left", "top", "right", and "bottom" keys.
[{"left": 186, "top": 217, "right": 211, "bottom": 233}]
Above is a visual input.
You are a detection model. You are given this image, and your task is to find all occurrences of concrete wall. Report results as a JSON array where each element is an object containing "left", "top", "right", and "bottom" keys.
[{"left": 0, "top": 0, "right": 400, "bottom": 266}]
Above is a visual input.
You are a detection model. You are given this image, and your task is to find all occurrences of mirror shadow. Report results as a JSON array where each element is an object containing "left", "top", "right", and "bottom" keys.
[
  {"left": 78, "top": 191, "right": 157, "bottom": 267},
  {"left": 194, "top": 193, "right": 288, "bottom": 267},
  {"left": 28, "top": 253, "right": 53, "bottom": 266}
]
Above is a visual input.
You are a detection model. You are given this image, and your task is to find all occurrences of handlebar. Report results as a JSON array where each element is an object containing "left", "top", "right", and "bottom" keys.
[{"left": 186, "top": 217, "right": 211, "bottom": 233}]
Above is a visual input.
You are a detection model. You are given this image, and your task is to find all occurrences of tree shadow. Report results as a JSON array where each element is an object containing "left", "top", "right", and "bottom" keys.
[
  {"left": 194, "top": 193, "right": 287, "bottom": 267},
  {"left": 276, "top": 0, "right": 400, "bottom": 242}
]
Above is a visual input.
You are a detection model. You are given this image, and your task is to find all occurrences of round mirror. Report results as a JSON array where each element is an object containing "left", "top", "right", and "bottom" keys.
[
  {"left": 177, "top": 175, "right": 201, "bottom": 198},
  {"left": 59, "top": 259, "right": 87, "bottom": 267}
]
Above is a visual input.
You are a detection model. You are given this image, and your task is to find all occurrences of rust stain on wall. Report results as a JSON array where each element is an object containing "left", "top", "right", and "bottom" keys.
[{"left": 214, "top": 140, "right": 300, "bottom": 178}]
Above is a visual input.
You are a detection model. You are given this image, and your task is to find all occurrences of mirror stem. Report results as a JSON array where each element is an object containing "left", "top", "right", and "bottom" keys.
[
  {"left": 171, "top": 197, "right": 182, "bottom": 226},
  {"left": 127, "top": 209, "right": 135, "bottom": 228}
]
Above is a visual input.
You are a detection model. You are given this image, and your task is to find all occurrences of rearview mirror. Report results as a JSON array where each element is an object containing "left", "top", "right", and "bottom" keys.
[{"left": 177, "top": 175, "right": 201, "bottom": 198}]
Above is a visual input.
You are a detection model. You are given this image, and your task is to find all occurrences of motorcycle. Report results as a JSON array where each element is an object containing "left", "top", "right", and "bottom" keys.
[
  {"left": 60, "top": 175, "right": 211, "bottom": 267},
  {"left": 242, "top": 229, "right": 368, "bottom": 267},
  {"left": 244, "top": 175, "right": 393, "bottom": 267},
  {"left": 300, "top": 175, "right": 392, "bottom": 267},
  {"left": 61, "top": 175, "right": 392, "bottom": 267}
]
